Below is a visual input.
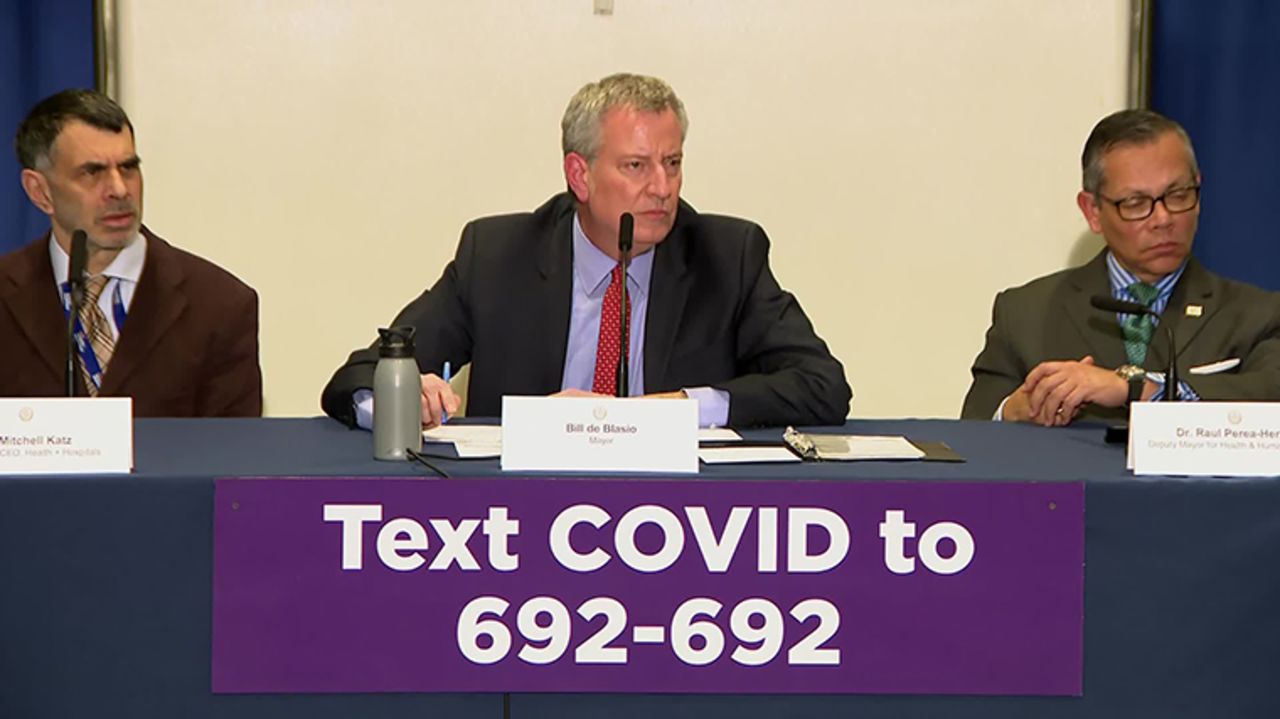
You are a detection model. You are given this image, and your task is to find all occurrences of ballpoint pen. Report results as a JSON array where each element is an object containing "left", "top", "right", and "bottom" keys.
[{"left": 441, "top": 361, "right": 452, "bottom": 424}]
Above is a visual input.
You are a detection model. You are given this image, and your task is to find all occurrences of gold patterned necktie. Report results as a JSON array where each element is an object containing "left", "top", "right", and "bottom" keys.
[{"left": 78, "top": 275, "right": 116, "bottom": 396}]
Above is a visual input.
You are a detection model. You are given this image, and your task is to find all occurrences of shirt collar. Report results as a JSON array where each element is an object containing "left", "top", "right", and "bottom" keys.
[
  {"left": 49, "top": 231, "right": 147, "bottom": 286},
  {"left": 1105, "top": 250, "right": 1185, "bottom": 302},
  {"left": 572, "top": 213, "right": 653, "bottom": 298}
]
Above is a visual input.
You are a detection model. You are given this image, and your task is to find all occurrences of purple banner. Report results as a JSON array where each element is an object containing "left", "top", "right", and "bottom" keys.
[{"left": 212, "top": 477, "right": 1083, "bottom": 695}]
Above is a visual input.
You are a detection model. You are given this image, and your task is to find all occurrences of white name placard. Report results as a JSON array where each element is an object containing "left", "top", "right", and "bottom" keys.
[
  {"left": 0, "top": 398, "right": 133, "bottom": 475},
  {"left": 1129, "top": 402, "right": 1280, "bottom": 477},
  {"left": 501, "top": 396, "right": 698, "bottom": 473}
]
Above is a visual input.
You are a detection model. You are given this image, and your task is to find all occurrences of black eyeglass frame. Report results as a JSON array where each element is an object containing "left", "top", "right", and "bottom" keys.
[{"left": 1095, "top": 185, "right": 1201, "bottom": 221}]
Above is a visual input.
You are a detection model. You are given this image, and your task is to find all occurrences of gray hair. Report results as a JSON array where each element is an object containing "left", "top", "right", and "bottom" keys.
[
  {"left": 561, "top": 73, "right": 688, "bottom": 160},
  {"left": 15, "top": 89, "right": 134, "bottom": 171},
  {"left": 1081, "top": 109, "right": 1198, "bottom": 194}
]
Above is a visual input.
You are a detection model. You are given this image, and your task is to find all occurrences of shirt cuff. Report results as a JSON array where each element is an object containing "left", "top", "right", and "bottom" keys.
[
  {"left": 993, "top": 394, "right": 1011, "bottom": 421},
  {"left": 684, "top": 386, "right": 731, "bottom": 428},
  {"left": 353, "top": 389, "right": 374, "bottom": 430},
  {"left": 1143, "top": 373, "right": 1201, "bottom": 402}
]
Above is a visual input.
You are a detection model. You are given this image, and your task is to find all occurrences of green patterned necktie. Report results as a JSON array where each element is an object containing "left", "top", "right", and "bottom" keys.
[{"left": 1122, "top": 282, "right": 1160, "bottom": 365}]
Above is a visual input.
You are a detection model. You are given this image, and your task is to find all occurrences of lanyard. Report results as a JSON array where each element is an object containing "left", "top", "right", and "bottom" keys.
[{"left": 59, "top": 279, "right": 129, "bottom": 391}]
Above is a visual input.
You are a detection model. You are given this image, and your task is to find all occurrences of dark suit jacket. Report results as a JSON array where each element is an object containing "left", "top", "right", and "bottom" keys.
[
  {"left": 961, "top": 251, "right": 1280, "bottom": 421},
  {"left": 0, "top": 227, "right": 263, "bottom": 416},
  {"left": 322, "top": 193, "right": 850, "bottom": 427}
]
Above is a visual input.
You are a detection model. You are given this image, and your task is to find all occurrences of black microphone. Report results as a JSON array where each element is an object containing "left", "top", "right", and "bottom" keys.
[
  {"left": 66, "top": 230, "right": 89, "bottom": 397},
  {"left": 1090, "top": 294, "right": 1178, "bottom": 401},
  {"left": 616, "top": 213, "right": 634, "bottom": 398}
]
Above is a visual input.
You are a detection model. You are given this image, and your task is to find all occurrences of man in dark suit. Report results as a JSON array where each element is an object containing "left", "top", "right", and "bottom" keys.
[
  {"left": 323, "top": 73, "right": 850, "bottom": 429},
  {"left": 961, "top": 109, "right": 1280, "bottom": 425},
  {"left": 0, "top": 89, "right": 262, "bottom": 416}
]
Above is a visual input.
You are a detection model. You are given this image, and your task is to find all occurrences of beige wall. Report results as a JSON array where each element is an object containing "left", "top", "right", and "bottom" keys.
[{"left": 116, "top": 0, "right": 1128, "bottom": 418}]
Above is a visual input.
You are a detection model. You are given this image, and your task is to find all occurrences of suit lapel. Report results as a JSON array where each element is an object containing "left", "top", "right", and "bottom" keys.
[
  {"left": 1060, "top": 251, "right": 1129, "bottom": 368},
  {"left": 644, "top": 204, "right": 695, "bottom": 389},
  {"left": 0, "top": 236, "right": 70, "bottom": 380},
  {"left": 534, "top": 206, "right": 574, "bottom": 388},
  {"left": 1145, "top": 258, "right": 1215, "bottom": 370},
  {"left": 99, "top": 231, "right": 187, "bottom": 394}
]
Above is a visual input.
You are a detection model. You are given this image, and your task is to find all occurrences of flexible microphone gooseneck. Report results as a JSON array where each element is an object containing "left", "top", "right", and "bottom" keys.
[
  {"left": 616, "top": 212, "right": 634, "bottom": 398},
  {"left": 66, "top": 230, "right": 89, "bottom": 397},
  {"left": 1089, "top": 294, "right": 1179, "bottom": 401}
]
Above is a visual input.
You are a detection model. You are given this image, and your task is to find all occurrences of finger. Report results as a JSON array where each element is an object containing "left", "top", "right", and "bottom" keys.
[
  {"left": 419, "top": 375, "right": 450, "bottom": 428},
  {"left": 1037, "top": 377, "right": 1078, "bottom": 426},
  {"left": 1022, "top": 361, "right": 1064, "bottom": 392},
  {"left": 1057, "top": 386, "right": 1088, "bottom": 425},
  {"left": 443, "top": 388, "right": 462, "bottom": 416},
  {"left": 422, "top": 389, "right": 444, "bottom": 428},
  {"left": 1028, "top": 370, "right": 1071, "bottom": 417},
  {"left": 420, "top": 391, "right": 435, "bottom": 428}
]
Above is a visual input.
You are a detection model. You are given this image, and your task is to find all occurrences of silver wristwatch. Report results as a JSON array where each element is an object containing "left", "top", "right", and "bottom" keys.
[{"left": 1115, "top": 364, "right": 1146, "bottom": 404}]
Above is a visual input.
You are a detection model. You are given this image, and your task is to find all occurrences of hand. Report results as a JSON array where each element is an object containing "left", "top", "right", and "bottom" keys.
[
  {"left": 550, "top": 388, "right": 608, "bottom": 399},
  {"left": 420, "top": 373, "right": 461, "bottom": 429},
  {"left": 642, "top": 390, "right": 688, "bottom": 400},
  {"left": 1019, "top": 355, "right": 1127, "bottom": 426}
]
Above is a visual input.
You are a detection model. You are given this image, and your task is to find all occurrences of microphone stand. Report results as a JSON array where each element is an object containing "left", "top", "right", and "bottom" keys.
[
  {"left": 616, "top": 213, "right": 634, "bottom": 398},
  {"left": 616, "top": 248, "right": 632, "bottom": 398},
  {"left": 66, "top": 285, "right": 84, "bottom": 396},
  {"left": 1162, "top": 322, "right": 1178, "bottom": 401},
  {"left": 65, "top": 231, "right": 88, "bottom": 397}
]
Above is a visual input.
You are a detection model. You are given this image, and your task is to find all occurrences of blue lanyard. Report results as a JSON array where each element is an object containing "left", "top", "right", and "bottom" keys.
[{"left": 60, "top": 279, "right": 129, "bottom": 391}]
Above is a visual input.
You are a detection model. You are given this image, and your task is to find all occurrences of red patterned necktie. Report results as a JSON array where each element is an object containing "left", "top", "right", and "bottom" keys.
[{"left": 591, "top": 264, "right": 631, "bottom": 395}]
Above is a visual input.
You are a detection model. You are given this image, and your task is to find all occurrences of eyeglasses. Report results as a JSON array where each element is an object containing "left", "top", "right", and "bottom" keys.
[{"left": 1097, "top": 186, "right": 1201, "bottom": 221}]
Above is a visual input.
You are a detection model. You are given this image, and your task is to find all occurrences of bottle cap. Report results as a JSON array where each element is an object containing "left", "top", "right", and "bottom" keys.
[{"left": 377, "top": 326, "right": 416, "bottom": 358}]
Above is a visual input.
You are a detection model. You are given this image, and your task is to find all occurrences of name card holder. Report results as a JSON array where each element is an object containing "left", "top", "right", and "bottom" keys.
[
  {"left": 1129, "top": 401, "right": 1280, "bottom": 476},
  {"left": 0, "top": 398, "right": 132, "bottom": 475},
  {"left": 501, "top": 396, "right": 697, "bottom": 473}
]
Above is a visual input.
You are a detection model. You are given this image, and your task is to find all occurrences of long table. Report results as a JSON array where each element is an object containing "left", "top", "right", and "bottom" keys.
[{"left": 2, "top": 418, "right": 1277, "bottom": 718}]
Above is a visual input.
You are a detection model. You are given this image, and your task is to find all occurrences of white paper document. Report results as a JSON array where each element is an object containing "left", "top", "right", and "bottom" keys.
[
  {"left": 698, "top": 428, "right": 743, "bottom": 442},
  {"left": 698, "top": 446, "right": 801, "bottom": 464},
  {"left": 811, "top": 434, "right": 925, "bottom": 460},
  {"left": 423, "top": 425, "right": 502, "bottom": 458}
]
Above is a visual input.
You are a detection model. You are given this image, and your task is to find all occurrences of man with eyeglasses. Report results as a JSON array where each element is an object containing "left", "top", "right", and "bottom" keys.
[{"left": 961, "top": 109, "right": 1280, "bottom": 425}]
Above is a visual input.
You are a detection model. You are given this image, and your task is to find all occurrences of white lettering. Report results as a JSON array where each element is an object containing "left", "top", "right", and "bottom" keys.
[
  {"left": 482, "top": 506, "right": 520, "bottom": 571},
  {"left": 376, "top": 517, "right": 428, "bottom": 571},
  {"left": 685, "top": 506, "right": 751, "bottom": 572},
  {"left": 323, "top": 503, "right": 383, "bottom": 570},
  {"left": 787, "top": 507, "right": 849, "bottom": 572},
  {"left": 549, "top": 504, "right": 612, "bottom": 572},
  {"left": 615, "top": 505, "right": 685, "bottom": 572}
]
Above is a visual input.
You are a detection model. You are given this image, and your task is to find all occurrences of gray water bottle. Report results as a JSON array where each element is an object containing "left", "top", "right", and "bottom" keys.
[{"left": 373, "top": 327, "right": 422, "bottom": 461}]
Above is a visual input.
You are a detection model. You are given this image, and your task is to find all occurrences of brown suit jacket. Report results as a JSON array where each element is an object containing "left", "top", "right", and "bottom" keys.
[
  {"left": 0, "top": 227, "right": 263, "bottom": 416},
  {"left": 961, "top": 251, "right": 1280, "bottom": 421}
]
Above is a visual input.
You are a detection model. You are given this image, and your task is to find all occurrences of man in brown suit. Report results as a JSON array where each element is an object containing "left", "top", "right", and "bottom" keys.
[
  {"left": 0, "top": 89, "right": 262, "bottom": 416},
  {"left": 962, "top": 109, "right": 1280, "bottom": 425}
]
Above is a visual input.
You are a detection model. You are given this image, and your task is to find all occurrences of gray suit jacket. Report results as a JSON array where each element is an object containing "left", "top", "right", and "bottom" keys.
[{"left": 961, "top": 251, "right": 1280, "bottom": 421}]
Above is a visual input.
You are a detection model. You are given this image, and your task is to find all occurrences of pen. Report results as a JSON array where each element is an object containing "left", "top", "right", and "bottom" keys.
[{"left": 441, "top": 361, "right": 451, "bottom": 424}]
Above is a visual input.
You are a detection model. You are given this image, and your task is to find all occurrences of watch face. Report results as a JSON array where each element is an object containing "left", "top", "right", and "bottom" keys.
[{"left": 1116, "top": 365, "right": 1145, "bottom": 381}]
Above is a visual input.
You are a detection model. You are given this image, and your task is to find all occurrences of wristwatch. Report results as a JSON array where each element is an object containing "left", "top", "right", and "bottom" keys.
[{"left": 1115, "top": 364, "right": 1146, "bottom": 404}]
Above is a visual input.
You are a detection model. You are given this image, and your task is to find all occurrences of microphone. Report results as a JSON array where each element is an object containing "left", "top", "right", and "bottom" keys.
[
  {"left": 66, "top": 230, "right": 89, "bottom": 397},
  {"left": 616, "top": 213, "right": 634, "bottom": 398},
  {"left": 1090, "top": 294, "right": 1178, "bottom": 401}
]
